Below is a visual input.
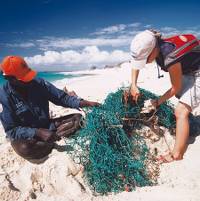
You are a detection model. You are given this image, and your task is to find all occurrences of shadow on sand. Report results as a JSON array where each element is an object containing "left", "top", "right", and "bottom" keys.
[{"left": 188, "top": 114, "right": 200, "bottom": 144}]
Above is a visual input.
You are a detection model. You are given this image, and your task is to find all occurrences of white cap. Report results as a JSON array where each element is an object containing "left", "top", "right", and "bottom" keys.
[{"left": 130, "top": 30, "right": 156, "bottom": 69}]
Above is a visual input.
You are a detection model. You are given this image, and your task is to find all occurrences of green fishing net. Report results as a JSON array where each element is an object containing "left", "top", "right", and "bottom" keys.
[{"left": 65, "top": 87, "right": 176, "bottom": 194}]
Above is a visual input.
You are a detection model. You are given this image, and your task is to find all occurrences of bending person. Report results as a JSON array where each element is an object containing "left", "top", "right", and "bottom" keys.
[{"left": 130, "top": 30, "right": 200, "bottom": 163}]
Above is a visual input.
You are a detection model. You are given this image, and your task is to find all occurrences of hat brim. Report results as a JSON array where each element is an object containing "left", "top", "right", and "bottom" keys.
[
  {"left": 18, "top": 69, "right": 37, "bottom": 82},
  {"left": 130, "top": 58, "right": 147, "bottom": 70}
]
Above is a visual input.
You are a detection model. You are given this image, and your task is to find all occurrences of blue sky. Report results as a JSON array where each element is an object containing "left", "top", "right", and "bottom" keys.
[{"left": 1, "top": 0, "right": 200, "bottom": 71}]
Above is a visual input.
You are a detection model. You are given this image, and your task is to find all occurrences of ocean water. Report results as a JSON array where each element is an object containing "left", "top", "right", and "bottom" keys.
[{"left": 0, "top": 72, "right": 87, "bottom": 86}]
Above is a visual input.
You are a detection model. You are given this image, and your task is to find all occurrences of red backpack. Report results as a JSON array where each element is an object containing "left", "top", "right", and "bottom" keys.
[
  {"left": 157, "top": 34, "right": 200, "bottom": 78},
  {"left": 163, "top": 34, "right": 200, "bottom": 59}
]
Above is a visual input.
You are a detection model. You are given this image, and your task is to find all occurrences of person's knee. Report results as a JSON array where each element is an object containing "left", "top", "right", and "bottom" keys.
[
  {"left": 175, "top": 102, "right": 191, "bottom": 119},
  {"left": 11, "top": 139, "right": 54, "bottom": 160},
  {"left": 19, "top": 142, "right": 31, "bottom": 155},
  {"left": 11, "top": 140, "right": 31, "bottom": 158}
]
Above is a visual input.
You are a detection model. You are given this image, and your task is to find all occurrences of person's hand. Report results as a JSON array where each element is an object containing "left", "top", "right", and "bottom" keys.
[
  {"left": 56, "top": 119, "right": 79, "bottom": 137},
  {"left": 87, "top": 101, "right": 101, "bottom": 107},
  {"left": 54, "top": 114, "right": 82, "bottom": 137},
  {"left": 130, "top": 85, "right": 140, "bottom": 102},
  {"left": 80, "top": 100, "right": 101, "bottom": 107},
  {"left": 35, "top": 128, "right": 61, "bottom": 142},
  {"left": 68, "top": 91, "right": 78, "bottom": 97},
  {"left": 63, "top": 86, "right": 78, "bottom": 97}
]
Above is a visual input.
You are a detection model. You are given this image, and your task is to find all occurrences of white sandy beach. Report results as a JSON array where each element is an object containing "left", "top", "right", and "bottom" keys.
[{"left": 0, "top": 63, "right": 200, "bottom": 201}]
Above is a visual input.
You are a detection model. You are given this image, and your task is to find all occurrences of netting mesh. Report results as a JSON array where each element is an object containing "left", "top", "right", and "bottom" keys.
[{"left": 65, "top": 87, "right": 176, "bottom": 194}]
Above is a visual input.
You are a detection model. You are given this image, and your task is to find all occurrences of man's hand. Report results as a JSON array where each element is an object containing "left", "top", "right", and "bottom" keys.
[
  {"left": 54, "top": 113, "right": 82, "bottom": 138},
  {"left": 67, "top": 91, "right": 77, "bottom": 97},
  {"left": 80, "top": 100, "right": 101, "bottom": 107},
  {"left": 35, "top": 128, "right": 61, "bottom": 142},
  {"left": 63, "top": 86, "right": 78, "bottom": 97},
  {"left": 130, "top": 85, "right": 140, "bottom": 102}
]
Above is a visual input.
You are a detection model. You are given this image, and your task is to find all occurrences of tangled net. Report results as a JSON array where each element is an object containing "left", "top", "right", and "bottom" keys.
[{"left": 65, "top": 87, "right": 175, "bottom": 194}]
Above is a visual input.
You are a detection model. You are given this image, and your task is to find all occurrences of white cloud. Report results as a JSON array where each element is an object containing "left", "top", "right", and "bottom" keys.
[
  {"left": 160, "top": 27, "right": 180, "bottom": 36},
  {"left": 159, "top": 26, "right": 200, "bottom": 37},
  {"left": 37, "top": 37, "right": 132, "bottom": 50},
  {"left": 91, "top": 24, "right": 127, "bottom": 35},
  {"left": 144, "top": 24, "right": 152, "bottom": 29},
  {"left": 5, "top": 23, "right": 200, "bottom": 51},
  {"left": 6, "top": 42, "right": 35, "bottom": 48},
  {"left": 91, "top": 22, "right": 142, "bottom": 36},
  {"left": 25, "top": 46, "right": 131, "bottom": 70},
  {"left": 36, "top": 23, "right": 200, "bottom": 51},
  {"left": 5, "top": 23, "right": 200, "bottom": 71},
  {"left": 128, "top": 23, "right": 141, "bottom": 28},
  {"left": 181, "top": 29, "right": 200, "bottom": 37}
]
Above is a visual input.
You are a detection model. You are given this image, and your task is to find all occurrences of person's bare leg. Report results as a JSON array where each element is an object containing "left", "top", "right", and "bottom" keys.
[
  {"left": 172, "top": 102, "right": 191, "bottom": 160},
  {"left": 158, "top": 102, "right": 191, "bottom": 163}
]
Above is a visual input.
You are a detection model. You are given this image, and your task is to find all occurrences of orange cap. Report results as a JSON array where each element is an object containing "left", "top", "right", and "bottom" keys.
[{"left": 0, "top": 56, "right": 37, "bottom": 82}]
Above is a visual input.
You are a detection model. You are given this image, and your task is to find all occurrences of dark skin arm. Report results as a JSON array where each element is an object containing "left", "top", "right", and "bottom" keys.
[
  {"left": 63, "top": 87, "right": 101, "bottom": 107},
  {"left": 79, "top": 100, "right": 100, "bottom": 107}
]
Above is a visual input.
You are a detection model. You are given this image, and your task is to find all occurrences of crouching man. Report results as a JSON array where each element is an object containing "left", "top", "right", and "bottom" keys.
[{"left": 0, "top": 56, "right": 99, "bottom": 160}]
